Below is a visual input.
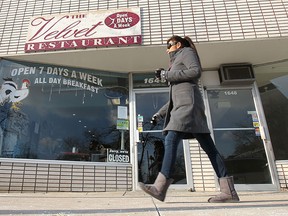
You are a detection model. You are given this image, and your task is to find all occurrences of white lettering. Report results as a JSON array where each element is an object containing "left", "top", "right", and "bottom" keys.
[
  {"left": 71, "top": 70, "right": 77, "bottom": 78},
  {"left": 11, "top": 67, "right": 36, "bottom": 76},
  {"left": 25, "top": 36, "right": 142, "bottom": 52},
  {"left": 49, "top": 78, "right": 61, "bottom": 84},
  {"left": 34, "top": 77, "right": 47, "bottom": 84},
  {"left": 78, "top": 72, "right": 102, "bottom": 86},
  {"left": 108, "top": 154, "right": 129, "bottom": 163},
  {"left": 46, "top": 67, "right": 69, "bottom": 76},
  {"left": 26, "top": 43, "right": 35, "bottom": 51},
  {"left": 62, "top": 78, "right": 99, "bottom": 93},
  {"left": 39, "top": 66, "right": 44, "bottom": 74}
]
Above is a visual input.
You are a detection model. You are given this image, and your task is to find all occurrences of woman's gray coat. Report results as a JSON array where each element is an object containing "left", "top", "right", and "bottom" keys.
[{"left": 157, "top": 47, "right": 210, "bottom": 138}]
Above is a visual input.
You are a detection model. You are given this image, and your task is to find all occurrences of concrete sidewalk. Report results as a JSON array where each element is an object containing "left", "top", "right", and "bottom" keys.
[{"left": 0, "top": 190, "right": 288, "bottom": 216}]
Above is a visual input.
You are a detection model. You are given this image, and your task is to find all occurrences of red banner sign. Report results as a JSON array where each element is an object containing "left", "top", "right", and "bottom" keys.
[{"left": 25, "top": 8, "right": 142, "bottom": 52}]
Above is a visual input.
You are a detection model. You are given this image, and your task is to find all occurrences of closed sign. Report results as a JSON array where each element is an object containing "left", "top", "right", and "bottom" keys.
[{"left": 107, "top": 149, "right": 130, "bottom": 163}]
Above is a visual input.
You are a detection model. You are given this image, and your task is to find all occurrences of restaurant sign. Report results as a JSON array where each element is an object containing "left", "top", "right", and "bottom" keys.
[{"left": 25, "top": 7, "right": 142, "bottom": 52}]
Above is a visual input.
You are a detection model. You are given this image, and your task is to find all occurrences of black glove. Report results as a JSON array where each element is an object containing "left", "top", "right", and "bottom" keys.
[
  {"left": 155, "top": 68, "right": 165, "bottom": 79},
  {"left": 150, "top": 113, "right": 160, "bottom": 126}
]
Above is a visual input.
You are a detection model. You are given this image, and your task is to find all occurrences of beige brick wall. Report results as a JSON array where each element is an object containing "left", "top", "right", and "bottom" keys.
[
  {"left": 0, "top": 160, "right": 132, "bottom": 193},
  {"left": 189, "top": 139, "right": 216, "bottom": 192},
  {"left": 0, "top": 0, "right": 287, "bottom": 55},
  {"left": 276, "top": 161, "right": 288, "bottom": 190}
]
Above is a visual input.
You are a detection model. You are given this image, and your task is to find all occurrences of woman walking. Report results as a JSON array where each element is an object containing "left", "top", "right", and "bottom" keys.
[{"left": 139, "top": 35, "right": 239, "bottom": 203}]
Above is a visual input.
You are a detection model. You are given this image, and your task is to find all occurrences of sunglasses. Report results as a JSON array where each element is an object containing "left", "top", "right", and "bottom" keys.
[{"left": 167, "top": 41, "right": 178, "bottom": 49}]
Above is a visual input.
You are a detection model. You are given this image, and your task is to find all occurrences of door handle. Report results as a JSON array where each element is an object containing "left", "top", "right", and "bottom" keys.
[{"left": 259, "top": 126, "right": 267, "bottom": 140}]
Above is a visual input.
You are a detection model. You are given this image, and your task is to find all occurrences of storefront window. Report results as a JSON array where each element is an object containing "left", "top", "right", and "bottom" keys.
[
  {"left": 0, "top": 59, "right": 129, "bottom": 162},
  {"left": 254, "top": 62, "right": 288, "bottom": 160}
]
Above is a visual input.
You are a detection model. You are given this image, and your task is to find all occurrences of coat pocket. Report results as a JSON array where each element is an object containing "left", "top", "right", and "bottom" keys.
[{"left": 173, "top": 85, "right": 194, "bottom": 108}]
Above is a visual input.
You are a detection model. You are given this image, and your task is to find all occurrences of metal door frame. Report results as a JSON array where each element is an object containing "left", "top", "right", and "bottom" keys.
[
  {"left": 130, "top": 88, "right": 193, "bottom": 190},
  {"left": 203, "top": 84, "right": 279, "bottom": 191}
]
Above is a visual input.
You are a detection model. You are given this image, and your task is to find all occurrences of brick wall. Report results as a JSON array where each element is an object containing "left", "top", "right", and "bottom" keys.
[
  {"left": 0, "top": 159, "right": 132, "bottom": 193},
  {"left": 189, "top": 139, "right": 215, "bottom": 191},
  {"left": 276, "top": 161, "right": 288, "bottom": 190},
  {"left": 0, "top": 0, "right": 287, "bottom": 55}
]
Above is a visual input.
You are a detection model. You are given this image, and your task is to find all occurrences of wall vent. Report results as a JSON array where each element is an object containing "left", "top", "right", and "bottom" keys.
[{"left": 218, "top": 63, "right": 255, "bottom": 85}]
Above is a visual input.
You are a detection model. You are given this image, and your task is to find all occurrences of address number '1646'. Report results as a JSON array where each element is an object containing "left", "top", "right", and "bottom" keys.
[
  {"left": 144, "top": 78, "right": 166, "bottom": 84},
  {"left": 224, "top": 91, "right": 238, "bottom": 96}
]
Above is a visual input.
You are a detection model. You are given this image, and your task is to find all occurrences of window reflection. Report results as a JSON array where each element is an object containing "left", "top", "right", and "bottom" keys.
[
  {"left": 135, "top": 91, "right": 187, "bottom": 184},
  {"left": 207, "top": 90, "right": 255, "bottom": 128},
  {"left": 257, "top": 73, "right": 288, "bottom": 160},
  {"left": 138, "top": 132, "right": 186, "bottom": 184},
  {"left": 0, "top": 59, "right": 129, "bottom": 162},
  {"left": 214, "top": 130, "right": 271, "bottom": 184}
]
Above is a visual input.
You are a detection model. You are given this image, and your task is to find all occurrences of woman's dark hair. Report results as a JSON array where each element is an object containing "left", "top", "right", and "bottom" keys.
[{"left": 167, "top": 35, "right": 202, "bottom": 68}]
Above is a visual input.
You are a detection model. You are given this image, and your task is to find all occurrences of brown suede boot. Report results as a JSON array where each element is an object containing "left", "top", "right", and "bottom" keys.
[
  {"left": 139, "top": 172, "right": 174, "bottom": 202},
  {"left": 208, "top": 176, "right": 240, "bottom": 203}
]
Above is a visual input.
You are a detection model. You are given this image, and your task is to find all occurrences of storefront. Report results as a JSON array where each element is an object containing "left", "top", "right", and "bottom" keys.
[{"left": 0, "top": 1, "right": 287, "bottom": 192}]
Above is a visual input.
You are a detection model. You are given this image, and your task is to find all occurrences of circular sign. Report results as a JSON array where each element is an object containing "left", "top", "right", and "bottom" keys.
[{"left": 105, "top": 12, "right": 140, "bottom": 29}]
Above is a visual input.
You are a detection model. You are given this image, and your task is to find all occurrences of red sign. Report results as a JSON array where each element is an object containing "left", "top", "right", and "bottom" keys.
[
  {"left": 25, "top": 8, "right": 142, "bottom": 52},
  {"left": 105, "top": 12, "right": 140, "bottom": 29}
]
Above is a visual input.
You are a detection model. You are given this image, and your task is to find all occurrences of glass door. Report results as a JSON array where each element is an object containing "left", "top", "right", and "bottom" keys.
[
  {"left": 206, "top": 87, "right": 276, "bottom": 189},
  {"left": 134, "top": 89, "right": 190, "bottom": 186}
]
